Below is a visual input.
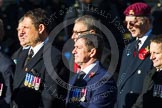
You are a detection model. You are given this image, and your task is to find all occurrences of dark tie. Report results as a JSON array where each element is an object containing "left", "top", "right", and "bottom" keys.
[
  {"left": 135, "top": 39, "right": 141, "bottom": 51},
  {"left": 74, "top": 71, "right": 86, "bottom": 87},
  {"left": 24, "top": 49, "right": 34, "bottom": 66},
  {"left": 77, "top": 71, "right": 86, "bottom": 80},
  {"left": 134, "top": 39, "right": 141, "bottom": 57}
]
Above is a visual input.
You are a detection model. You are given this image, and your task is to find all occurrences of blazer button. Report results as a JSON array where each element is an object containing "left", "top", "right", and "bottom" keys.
[
  {"left": 130, "top": 91, "right": 133, "bottom": 93},
  {"left": 120, "top": 90, "right": 123, "bottom": 94},
  {"left": 137, "top": 70, "right": 141, "bottom": 74}
]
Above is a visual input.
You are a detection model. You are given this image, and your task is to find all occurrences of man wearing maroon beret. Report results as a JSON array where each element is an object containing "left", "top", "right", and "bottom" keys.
[{"left": 116, "top": 2, "right": 154, "bottom": 108}]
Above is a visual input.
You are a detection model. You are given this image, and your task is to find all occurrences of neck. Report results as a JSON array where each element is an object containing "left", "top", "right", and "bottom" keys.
[
  {"left": 80, "top": 59, "right": 97, "bottom": 70},
  {"left": 156, "top": 67, "right": 162, "bottom": 72},
  {"left": 31, "top": 33, "right": 48, "bottom": 47}
]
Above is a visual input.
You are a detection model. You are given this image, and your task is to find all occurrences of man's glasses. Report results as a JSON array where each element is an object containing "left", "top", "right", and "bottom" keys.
[
  {"left": 123, "top": 20, "right": 138, "bottom": 27},
  {"left": 72, "top": 29, "right": 90, "bottom": 35}
]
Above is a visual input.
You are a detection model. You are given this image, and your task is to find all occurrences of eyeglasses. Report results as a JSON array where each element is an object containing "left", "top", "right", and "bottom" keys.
[
  {"left": 72, "top": 29, "right": 90, "bottom": 35},
  {"left": 123, "top": 20, "right": 138, "bottom": 27}
]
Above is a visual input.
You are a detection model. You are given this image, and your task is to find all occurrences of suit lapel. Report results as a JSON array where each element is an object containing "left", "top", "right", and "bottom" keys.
[
  {"left": 119, "top": 35, "right": 154, "bottom": 88},
  {"left": 122, "top": 40, "right": 137, "bottom": 69},
  {"left": 14, "top": 47, "right": 44, "bottom": 89},
  {"left": 66, "top": 74, "right": 78, "bottom": 103},
  {"left": 70, "top": 74, "right": 79, "bottom": 86},
  {"left": 84, "top": 63, "right": 100, "bottom": 82},
  {"left": 24, "top": 47, "right": 43, "bottom": 72},
  {"left": 14, "top": 49, "right": 29, "bottom": 89}
]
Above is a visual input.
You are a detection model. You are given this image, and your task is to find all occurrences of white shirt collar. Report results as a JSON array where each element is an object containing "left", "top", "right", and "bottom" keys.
[
  {"left": 81, "top": 61, "right": 99, "bottom": 78},
  {"left": 137, "top": 29, "right": 152, "bottom": 49},
  {"left": 156, "top": 68, "right": 162, "bottom": 72},
  {"left": 30, "top": 37, "right": 49, "bottom": 57},
  {"left": 23, "top": 46, "right": 30, "bottom": 50}
]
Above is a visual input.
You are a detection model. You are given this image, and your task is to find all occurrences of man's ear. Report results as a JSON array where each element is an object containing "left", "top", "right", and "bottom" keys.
[
  {"left": 38, "top": 24, "right": 45, "bottom": 34},
  {"left": 90, "top": 48, "right": 96, "bottom": 57},
  {"left": 89, "top": 29, "right": 96, "bottom": 34}
]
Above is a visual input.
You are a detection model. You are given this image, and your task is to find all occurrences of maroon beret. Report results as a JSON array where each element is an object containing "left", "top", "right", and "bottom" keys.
[{"left": 124, "top": 2, "right": 151, "bottom": 16}]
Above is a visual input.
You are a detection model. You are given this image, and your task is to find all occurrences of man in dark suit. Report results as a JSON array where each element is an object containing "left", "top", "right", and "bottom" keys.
[
  {"left": 0, "top": 18, "right": 15, "bottom": 108},
  {"left": 132, "top": 35, "right": 162, "bottom": 108},
  {"left": 66, "top": 33, "right": 117, "bottom": 108},
  {"left": 116, "top": 2, "right": 154, "bottom": 108},
  {"left": 12, "top": 8, "right": 69, "bottom": 108}
]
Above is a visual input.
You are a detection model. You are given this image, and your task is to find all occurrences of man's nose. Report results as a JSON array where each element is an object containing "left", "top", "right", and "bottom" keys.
[
  {"left": 150, "top": 54, "right": 154, "bottom": 60},
  {"left": 72, "top": 48, "right": 76, "bottom": 54}
]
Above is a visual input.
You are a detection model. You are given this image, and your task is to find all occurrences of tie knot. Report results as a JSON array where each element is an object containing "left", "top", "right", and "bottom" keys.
[
  {"left": 137, "top": 39, "right": 141, "bottom": 44},
  {"left": 28, "top": 49, "right": 34, "bottom": 58},
  {"left": 136, "top": 39, "right": 141, "bottom": 50},
  {"left": 78, "top": 71, "right": 86, "bottom": 79}
]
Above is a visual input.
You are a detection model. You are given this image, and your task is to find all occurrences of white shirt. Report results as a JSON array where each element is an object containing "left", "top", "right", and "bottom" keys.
[
  {"left": 29, "top": 37, "right": 49, "bottom": 57},
  {"left": 137, "top": 29, "right": 152, "bottom": 50},
  {"left": 81, "top": 61, "right": 99, "bottom": 78}
]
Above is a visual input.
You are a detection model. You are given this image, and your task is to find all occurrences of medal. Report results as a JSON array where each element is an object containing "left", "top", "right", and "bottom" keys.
[
  {"left": 80, "top": 96, "right": 85, "bottom": 102},
  {"left": 80, "top": 88, "right": 87, "bottom": 102},
  {"left": 32, "top": 76, "right": 37, "bottom": 88},
  {"left": 71, "top": 90, "right": 76, "bottom": 102},
  {"left": 28, "top": 74, "right": 34, "bottom": 88},
  {"left": 74, "top": 89, "right": 78, "bottom": 102},
  {"left": 153, "top": 84, "right": 158, "bottom": 97},
  {"left": 126, "top": 49, "right": 131, "bottom": 56},
  {"left": 76, "top": 89, "right": 80, "bottom": 102},
  {"left": 71, "top": 97, "right": 75, "bottom": 102},
  {"left": 0, "top": 83, "right": 3, "bottom": 96},
  {"left": 160, "top": 85, "right": 162, "bottom": 98},
  {"left": 158, "top": 85, "right": 161, "bottom": 97},
  {"left": 24, "top": 73, "right": 30, "bottom": 86},
  {"left": 34, "top": 77, "right": 41, "bottom": 90}
]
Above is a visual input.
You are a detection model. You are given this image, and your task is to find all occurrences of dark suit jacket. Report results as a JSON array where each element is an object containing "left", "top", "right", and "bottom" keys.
[
  {"left": 0, "top": 52, "right": 14, "bottom": 108},
  {"left": 116, "top": 35, "right": 154, "bottom": 108},
  {"left": 11, "top": 47, "right": 29, "bottom": 65},
  {"left": 12, "top": 46, "right": 69, "bottom": 108},
  {"left": 11, "top": 47, "right": 23, "bottom": 62},
  {"left": 132, "top": 68, "right": 156, "bottom": 108},
  {"left": 66, "top": 63, "right": 117, "bottom": 108}
]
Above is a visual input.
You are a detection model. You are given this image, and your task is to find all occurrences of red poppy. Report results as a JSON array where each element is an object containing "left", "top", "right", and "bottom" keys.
[
  {"left": 89, "top": 72, "right": 95, "bottom": 78},
  {"left": 138, "top": 46, "right": 150, "bottom": 60}
]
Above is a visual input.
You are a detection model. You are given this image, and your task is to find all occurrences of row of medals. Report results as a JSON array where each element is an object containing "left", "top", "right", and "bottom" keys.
[
  {"left": 70, "top": 88, "right": 87, "bottom": 102},
  {"left": 153, "top": 84, "right": 162, "bottom": 98},
  {"left": 24, "top": 73, "right": 41, "bottom": 91}
]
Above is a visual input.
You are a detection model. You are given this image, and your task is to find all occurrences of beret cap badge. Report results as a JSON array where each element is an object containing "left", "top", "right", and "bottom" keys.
[{"left": 129, "top": 10, "right": 135, "bottom": 15}]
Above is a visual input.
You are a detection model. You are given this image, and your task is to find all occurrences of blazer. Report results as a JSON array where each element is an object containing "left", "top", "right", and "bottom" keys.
[
  {"left": 66, "top": 63, "right": 117, "bottom": 108},
  {"left": 0, "top": 51, "right": 14, "bottom": 108},
  {"left": 116, "top": 35, "right": 154, "bottom": 108},
  {"left": 12, "top": 46, "right": 69, "bottom": 108},
  {"left": 11, "top": 47, "right": 30, "bottom": 65},
  {"left": 132, "top": 68, "right": 156, "bottom": 108}
]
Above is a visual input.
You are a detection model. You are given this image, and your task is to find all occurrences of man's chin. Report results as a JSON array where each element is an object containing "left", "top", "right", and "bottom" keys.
[
  {"left": 131, "top": 34, "right": 137, "bottom": 38},
  {"left": 76, "top": 62, "right": 81, "bottom": 66},
  {"left": 154, "top": 65, "right": 160, "bottom": 69}
]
